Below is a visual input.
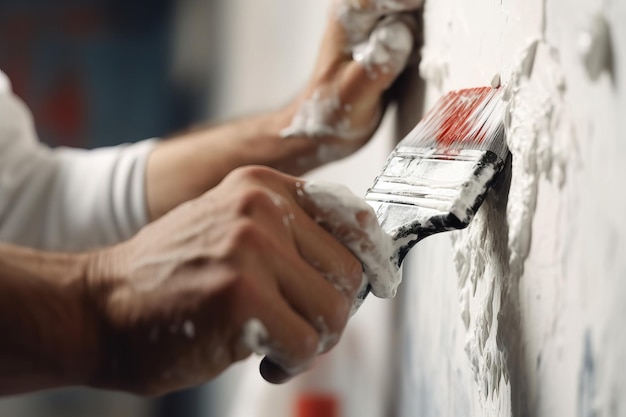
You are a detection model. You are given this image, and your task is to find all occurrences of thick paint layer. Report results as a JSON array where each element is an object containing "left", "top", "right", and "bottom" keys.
[
  {"left": 450, "top": 38, "right": 572, "bottom": 413},
  {"left": 302, "top": 180, "right": 401, "bottom": 300}
]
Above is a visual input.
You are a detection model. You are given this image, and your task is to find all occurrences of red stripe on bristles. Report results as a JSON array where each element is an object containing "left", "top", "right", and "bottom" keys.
[{"left": 434, "top": 87, "right": 494, "bottom": 147}]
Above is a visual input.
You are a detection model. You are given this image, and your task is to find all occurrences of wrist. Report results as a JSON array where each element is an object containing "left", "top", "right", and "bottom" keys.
[
  {"left": 0, "top": 244, "right": 101, "bottom": 393},
  {"left": 265, "top": 105, "right": 329, "bottom": 175},
  {"left": 83, "top": 244, "right": 134, "bottom": 391}
]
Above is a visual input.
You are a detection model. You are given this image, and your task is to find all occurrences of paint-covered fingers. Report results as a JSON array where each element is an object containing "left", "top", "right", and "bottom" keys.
[
  {"left": 297, "top": 180, "right": 402, "bottom": 301},
  {"left": 238, "top": 260, "right": 354, "bottom": 383},
  {"left": 236, "top": 290, "right": 322, "bottom": 384},
  {"left": 335, "top": 0, "right": 423, "bottom": 43},
  {"left": 279, "top": 3, "right": 420, "bottom": 168},
  {"left": 274, "top": 232, "right": 360, "bottom": 352},
  {"left": 216, "top": 167, "right": 364, "bottom": 377}
]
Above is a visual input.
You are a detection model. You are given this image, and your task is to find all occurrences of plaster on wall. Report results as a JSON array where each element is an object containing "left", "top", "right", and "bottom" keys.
[{"left": 399, "top": 0, "right": 625, "bottom": 415}]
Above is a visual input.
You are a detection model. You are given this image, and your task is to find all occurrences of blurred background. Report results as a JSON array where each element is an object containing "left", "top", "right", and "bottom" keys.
[{"left": 0, "top": 0, "right": 400, "bottom": 416}]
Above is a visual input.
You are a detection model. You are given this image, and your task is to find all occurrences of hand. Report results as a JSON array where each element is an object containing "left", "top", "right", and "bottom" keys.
[
  {"left": 278, "top": 0, "right": 422, "bottom": 171},
  {"left": 85, "top": 166, "right": 366, "bottom": 394}
]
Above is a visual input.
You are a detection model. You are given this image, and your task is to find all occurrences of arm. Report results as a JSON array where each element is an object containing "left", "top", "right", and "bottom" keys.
[
  {"left": 0, "top": 244, "right": 98, "bottom": 394},
  {"left": 0, "top": 1, "right": 419, "bottom": 251},
  {"left": 145, "top": 1, "right": 420, "bottom": 219},
  {"left": 0, "top": 166, "right": 395, "bottom": 396}
]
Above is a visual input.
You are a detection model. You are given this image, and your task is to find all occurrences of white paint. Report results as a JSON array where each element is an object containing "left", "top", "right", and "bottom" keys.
[
  {"left": 491, "top": 73, "right": 501, "bottom": 89},
  {"left": 314, "top": 316, "right": 340, "bottom": 353},
  {"left": 352, "top": 16, "right": 414, "bottom": 78},
  {"left": 183, "top": 320, "right": 195, "bottom": 339},
  {"left": 280, "top": 88, "right": 367, "bottom": 141},
  {"left": 302, "top": 180, "right": 402, "bottom": 300},
  {"left": 336, "top": 0, "right": 423, "bottom": 45},
  {"left": 280, "top": 0, "right": 417, "bottom": 143},
  {"left": 241, "top": 318, "right": 270, "bottom": 356}
]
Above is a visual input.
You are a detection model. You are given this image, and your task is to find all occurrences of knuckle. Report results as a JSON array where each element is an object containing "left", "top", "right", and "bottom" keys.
[
  {"left": 229, "top": 165, "right": 276, "bottom": 184},
  {"left": 221, "top": 218, "right": 264, "bottom": 256},
  {"left": 234, "top": 186, "right": 283, "bottom": 216}
]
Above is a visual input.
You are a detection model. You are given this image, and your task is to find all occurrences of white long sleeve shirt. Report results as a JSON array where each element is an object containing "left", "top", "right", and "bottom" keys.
[{"left": 0, "top": 70, "right": 156, "bottom": 251}]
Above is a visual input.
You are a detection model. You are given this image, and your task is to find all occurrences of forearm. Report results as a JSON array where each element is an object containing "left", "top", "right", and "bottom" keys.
[
  {"left": 0, "top": 243, "right": 99, "bottom": 395},
  {"left": 146, "top": 108, "right": 320, "bottom": 219},
  {"left": 144, "top": 2, "right": 420, "bottom": 221}
]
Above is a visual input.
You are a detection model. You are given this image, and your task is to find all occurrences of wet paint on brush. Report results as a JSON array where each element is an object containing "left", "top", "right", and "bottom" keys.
[{"left": 353, "top": 87, "right": 508, "bottom": 310}]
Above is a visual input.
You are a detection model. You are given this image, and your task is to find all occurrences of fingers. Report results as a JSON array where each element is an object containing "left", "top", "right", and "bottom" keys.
[
  {"left": 296, "top": 180, "right": 401, "bottom": 299},
  {"left": 220, "top": 168, "right": 363, "bottom": 376},
  {"left": 237, "top": 291, "right": 319, "bottom": 381},
  {"left": 279, "top": 6, "right": 419, "bottom": 161},
  {"left": 244, "top": 175, "right": 362, "bottom": 348},
  {"left": 271, "top": 232, "right": 357, "bottom": 354},
  {"left": 217, "top": 167, "right": 397, "bottom": 383},
  {"left": 334, "top": 0, "right": 422, "bottom": 43}
]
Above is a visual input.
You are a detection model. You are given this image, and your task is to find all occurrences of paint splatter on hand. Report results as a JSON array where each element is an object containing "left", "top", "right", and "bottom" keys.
[
  {"left": 280, "top": 0, "right": 421, "bottom": 168},
  {"left": 85, "top": 166, "right": 367, "bottom": 391}
]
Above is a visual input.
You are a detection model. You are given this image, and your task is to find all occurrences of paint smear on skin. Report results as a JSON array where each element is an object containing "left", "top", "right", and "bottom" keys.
[
  {"left": 281, "top": 87, "right": 375, "bottom": 142},
  {"left": 302, "top": 181, "right": 401, "bottom": 302},
  {"left": 281, "top": 1, "right": 417, "bottom": 142},
  {"left": 314, "top": 315, "right": 340, "bottom": 353},
  {"left": 450, "top": 40, "right": 573, "bottom": 404},
  {"left": 242, "top": 318, "right": 317, "bottom": 376},
  {"left": 337, "top": 0, "right": 423, "bottom": 46},
  {"left": 352, "top": 15, "right": 414, "bottom": 79},
  {"left": 242, "top": 318, "right": 271, "bottom": 356},
  {"left": 183, "top": 320, "right": 195, "bottom": 339}
]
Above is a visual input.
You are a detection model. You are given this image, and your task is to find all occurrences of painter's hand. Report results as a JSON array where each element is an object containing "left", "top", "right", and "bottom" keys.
[
  {"left": 84, "top": 166, "right": 365, "bottom": 394},
  {"left": 279, "top": 0, "right": 421, "bottom": 172}
]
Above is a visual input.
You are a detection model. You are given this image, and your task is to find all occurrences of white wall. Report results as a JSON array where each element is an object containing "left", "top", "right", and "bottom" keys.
[{"left": 399, "top": 0, "right": 626, "bottom": 416}]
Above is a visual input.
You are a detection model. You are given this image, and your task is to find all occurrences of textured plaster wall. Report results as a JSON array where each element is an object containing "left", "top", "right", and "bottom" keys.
[{"left": 398, "top": 0, "right": 626, "bottom": 416}]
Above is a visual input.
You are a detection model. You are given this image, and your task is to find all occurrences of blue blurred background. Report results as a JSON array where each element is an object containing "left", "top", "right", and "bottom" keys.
[
  {"left": 0, "top": 0, "right": 214, "bottom": 415},
  {"left": 0, "top": 0, "right": 208, "bottom": 150}
]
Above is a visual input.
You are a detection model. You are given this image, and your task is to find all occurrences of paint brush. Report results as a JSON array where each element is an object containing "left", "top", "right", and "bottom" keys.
[{"left": 359, "top": 86, "right": 508, "bottom": 301}]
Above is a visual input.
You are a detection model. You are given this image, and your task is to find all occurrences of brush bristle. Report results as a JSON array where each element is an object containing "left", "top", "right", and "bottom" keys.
[
  {"left": 399, "top": 86, "right": 508, "bottom": 161},
  {"left": 366, "top": 85, "right": 509, "bottom": 231}
]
